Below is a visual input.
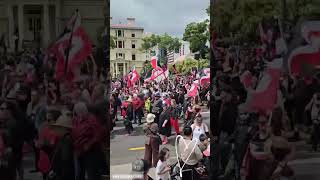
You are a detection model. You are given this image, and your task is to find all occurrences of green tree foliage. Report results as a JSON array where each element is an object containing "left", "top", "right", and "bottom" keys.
[
  {"left": 141, "top": 61, "right": 153, "bottom": 77},
  {"left": 170, "top": 58, "right": 209, "bottom": 75},
  {"left": 183, "top": 20, "right": 209, "bottom": 58},
  {"left": 110, "top": 35, "right": 116, "bottom": 49},
  {"left": 211, "top": 0, "right": 320, "bottom": 43},
  {"left": 141, "top": 33, "right": 181, "bottom": 52},
  {"left": 141, "top": 33, "right": 181, "bottom": 64}
]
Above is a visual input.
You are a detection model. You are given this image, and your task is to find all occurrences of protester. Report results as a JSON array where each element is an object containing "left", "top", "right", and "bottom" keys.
[
  {"left": 72, "top": 102, "right": 107, "bottom": 180},
  {"left": 143, "top": 113, "right": 160, "bottom": 168},
  {"left": 178, "top": 126, "right": 203, "bottom": 180},
  {"left": 191, "top": 113, "right": 210, "bottom": 141},
  {"left": 49, "top": 115, "right": 75, "bottom": 180},
  {"left": 159, "top": 103, "right": 171, "bottom": 145},
  {"left": 155, "top": 147, "right": 171, "bottom": 180},
  {"left": 170, "top": 99, "right": 180, "bottom": 135}
]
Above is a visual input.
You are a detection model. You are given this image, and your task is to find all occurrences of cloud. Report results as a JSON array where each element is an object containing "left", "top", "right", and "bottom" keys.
[{"left": 111, "top": 0, "right": 209, "bottom": 38}]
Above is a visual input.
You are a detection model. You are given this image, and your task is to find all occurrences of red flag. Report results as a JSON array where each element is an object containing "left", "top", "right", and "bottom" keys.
[
  {"left": 151, "top": 56, "right": 158, "bottom": 69},
  {"left": 130, "top": 68, "right": 140, "bottom": 84},
  {"left": 200, "top": 73, "right": 210, "bottom": 86},
  {"left": 288, "top": 21, "right": 320, "bottom": 76},
  {"left": 240, "top": 71, "right": 253, "bottom": 89},
  {"left": 188, "top": 80, "right": 199, "bottom": 97},
  {"left": 49, "top": 11, "right": 92, "bottom": 81},
  {"left": 240, "top": 58, "right": 282, "bottom": 113}
]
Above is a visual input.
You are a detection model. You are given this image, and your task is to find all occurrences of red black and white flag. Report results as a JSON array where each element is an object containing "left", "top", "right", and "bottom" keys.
[{"left": 49, "top": 10, "right": 92, "bottom": 81}]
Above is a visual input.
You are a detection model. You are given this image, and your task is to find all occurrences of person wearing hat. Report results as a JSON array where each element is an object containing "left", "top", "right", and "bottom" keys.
[
  {"left": 151, "top": 92, "right": 163, "bottom": 124},
  {"left": 124, "top": 96, "right": 134, "bottom": 135},
  {"left": 131, "top": 159, "right": 150, "bottom": 180},
  {"left": 49, "top": 115, "right": 75, "bottom": 180},
  {"left": 143, "top": 113, "right": 160, "bottom": 168}
]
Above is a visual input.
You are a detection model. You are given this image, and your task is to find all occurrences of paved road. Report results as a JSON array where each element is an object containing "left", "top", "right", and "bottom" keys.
[
  {"left": 110, "top": 110, "right": 210, "bottom": 166},
  {"left": 110, "top": 109, "right": 320, "bottom": 180}
]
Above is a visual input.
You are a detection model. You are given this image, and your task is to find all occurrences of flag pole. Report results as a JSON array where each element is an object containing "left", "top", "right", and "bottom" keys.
[{"left": 64, "top": 9, "right": 79, "bottom": 76}]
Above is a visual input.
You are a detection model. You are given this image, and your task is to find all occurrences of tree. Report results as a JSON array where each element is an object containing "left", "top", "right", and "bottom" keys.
[
  {"left": 211, "top": 0, "right": 320, "bottom": 44},
  {"left": 141, "top": 33, "right": 181, "bottom": 64},
  {"left": 183, "top": 20, "right": 209, "bottom": 58},
  {"left": 110, "top": 35, "right": 116, "bottom": 49},
  {"left": 171, "top": 58, "right": 209, "bottom": 75}
]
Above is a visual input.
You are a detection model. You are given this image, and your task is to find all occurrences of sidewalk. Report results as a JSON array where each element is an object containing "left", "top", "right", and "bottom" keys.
[{"left": 110, "top": 157, "right": 177, "bottom": 180}]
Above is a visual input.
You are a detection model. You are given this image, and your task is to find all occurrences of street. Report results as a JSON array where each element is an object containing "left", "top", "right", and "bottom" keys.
[
  {"left": 110, "top": 108, "right": 210, "bottom": 177},
  {"left": 110, "top": 108, "right": 320, "bottom": 180}
]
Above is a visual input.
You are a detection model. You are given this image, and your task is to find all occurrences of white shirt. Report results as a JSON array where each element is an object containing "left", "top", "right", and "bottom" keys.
[
  {"left": 156, "top": 160, "right": 170, "bottom": 180},
  {"left": 191, "top": 123, "right": 208, "bottom": 141}
]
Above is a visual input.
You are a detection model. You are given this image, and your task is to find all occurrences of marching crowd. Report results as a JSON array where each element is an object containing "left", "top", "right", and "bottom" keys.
[
  {"left": 111, "top": 74, "right": 211, "bottom": 180},
  {"left": 0, "top": 48, "right": 108, "bottom": 180}
]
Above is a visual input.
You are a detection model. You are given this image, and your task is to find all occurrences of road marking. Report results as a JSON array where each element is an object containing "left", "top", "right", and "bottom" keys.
[{"left": 128, "top": 147, "right": 145, "bottom": 151}]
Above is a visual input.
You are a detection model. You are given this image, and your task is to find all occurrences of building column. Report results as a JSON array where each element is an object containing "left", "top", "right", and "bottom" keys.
[
  {"left": 55, "top": 0, "right": 61, "bottom": 37},
  {"left": 7, "top": 4, "right": 14, "bottom": 51},
  {"left": 123, "top": 63, "right": 126, "bottom": 75},
  {"left": 18, "top": 4, "right": 24, "bottom": 51},
  {"left": 115, "top": 62, "right": 118, "bottom": 77},
  {"left": 43, "top": 3, "right": 50, "bottom": 47}
]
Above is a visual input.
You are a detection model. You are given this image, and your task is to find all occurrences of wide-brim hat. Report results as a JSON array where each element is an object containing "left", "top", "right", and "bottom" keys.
[
  {"left": 50, "top": 115, "right": 72, "bottom": 129},
  {"left": 146, "top": 113, "right": 156, "bottom": 123}
]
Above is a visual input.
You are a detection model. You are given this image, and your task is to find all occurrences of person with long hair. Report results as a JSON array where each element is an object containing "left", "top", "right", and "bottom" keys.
[
  {"left": 159, "top": 103, "right": 171, "bottom": 145},
  {"left": 191, "top": 114, "right": 209, "bottom": 141},
  {"left": 156, "top": 147, "right": 171, "bottom": 180},
  {"left": 170, "top": 99, "right": 180, "bottom": 135}
]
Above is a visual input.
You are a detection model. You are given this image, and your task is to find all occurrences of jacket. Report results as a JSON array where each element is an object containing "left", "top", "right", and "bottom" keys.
[{"left": 51, "top": 134, "right": 75, "bottom": 180}]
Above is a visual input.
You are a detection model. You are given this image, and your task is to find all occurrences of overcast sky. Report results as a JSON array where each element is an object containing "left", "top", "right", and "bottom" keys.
[{"left": 110, "top": 0, "right": 209, "bottom": 38}]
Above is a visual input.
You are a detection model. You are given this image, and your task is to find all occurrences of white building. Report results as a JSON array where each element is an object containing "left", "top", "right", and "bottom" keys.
[
  {"left": 0, "top": 0, "right": 104, "bottom": 51},
  {"left": 167, "top": 40, "right": 191, "bottom": 64},
  {"left": 110, "top": 17, "right": 147, "bottom": 78}
]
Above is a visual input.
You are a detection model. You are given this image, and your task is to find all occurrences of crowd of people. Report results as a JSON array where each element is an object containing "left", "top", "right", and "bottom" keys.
[
  {"left": 209, "top": 34, "right": 320, "bottom": 179},
  {"left": 111, "top": 72, "right": 211, "bottom": 180},
  {"left": 0, "top": 47, "right": 108, "bottom": 180}
]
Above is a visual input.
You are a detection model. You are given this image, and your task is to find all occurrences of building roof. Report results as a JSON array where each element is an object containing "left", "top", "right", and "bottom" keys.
[{"left": 111, "top": 24, "right": 144, "bottom": 30}]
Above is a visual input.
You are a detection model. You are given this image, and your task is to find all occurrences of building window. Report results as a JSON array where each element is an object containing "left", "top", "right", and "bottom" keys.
[
  {"left": 29, "top": 19, "right": 33, "bottom": 31},
  {"left": 131, "top": 40, "right": 136, "bottom": 49},
  {"left": 118, "top": 41, "right": 123, "bottom": 48},
  {"left": 132, "top": 54, "right": 136, "bottom": 60},
  {"left": 37, "top": 18, "right": 41, "bottom": 30},
  {"left": 117, "top": 30, "right": 123, "bottom": 37},
  {"left": 116, "top": 53, "right": 125, "bottom": 59},
  {"left": 132, "top": 33, "right": 135, "bottom": 37}
]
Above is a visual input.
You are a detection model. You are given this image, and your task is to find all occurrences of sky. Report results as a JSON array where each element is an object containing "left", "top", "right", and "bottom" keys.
[{"left": 110, "top": 0, "right": 209, "bottom": 38}]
